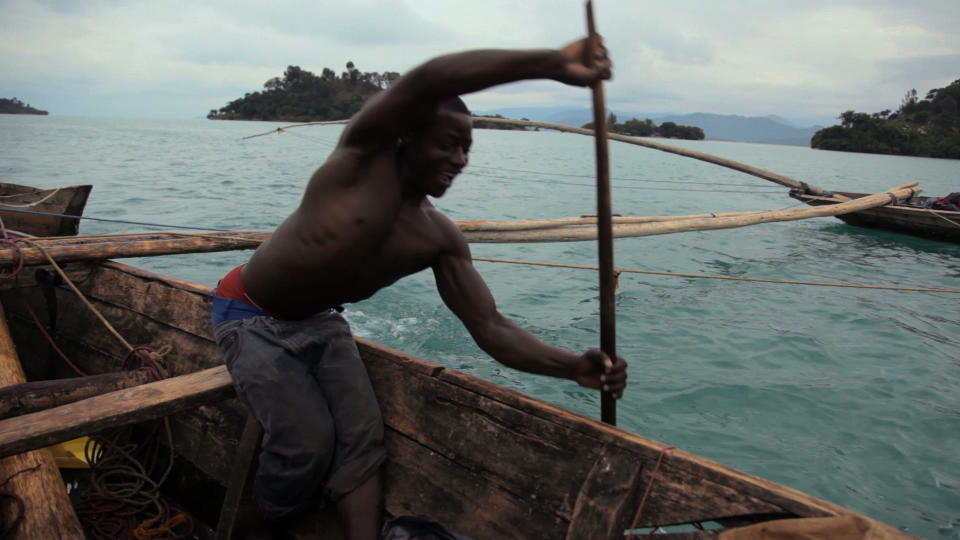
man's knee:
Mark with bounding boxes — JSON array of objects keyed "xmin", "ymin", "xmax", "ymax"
[{"xmin": 254, "ymin": 417, "xmax": 336, "ymax": 520}]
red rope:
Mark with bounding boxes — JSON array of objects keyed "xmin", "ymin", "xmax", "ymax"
[
  {"xmin": 123, "ymin": 347, "xmax": 168, "ymax": 381},
  {"xmin": 22, "ymin": 301, "xmax": 88, "ymax": 377},
  {"xmin": 625, "ymin": 445, "xmax": 675, "ymax": 539}
]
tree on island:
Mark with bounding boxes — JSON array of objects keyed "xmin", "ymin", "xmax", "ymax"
[
  {"xmin": 208, "ymin": 62, "xmax": 400, "ymax": 122},
  {"xmin": 0, "ymin": 98, "xmax": 49, "ymax": 115},
  {"xmin": 811, "ymin": 78, "xmax": 960, "ymax": 159},
  {"xmin": 582, "ymin": 113, "xmax": 705, "ymax": 140}
]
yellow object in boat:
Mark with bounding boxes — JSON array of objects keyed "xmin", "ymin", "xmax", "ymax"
[{"xmin": 49, "ymin": 437, "xmax": 93, "ymax": 469}]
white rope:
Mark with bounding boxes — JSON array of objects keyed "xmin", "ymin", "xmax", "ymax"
[
  {"xmin": 922, "ymin": 207, "xmax": 960, "ymax": 228},
  {"xmin": 0, "ymin": 188, "xmax": 61, "ymax": 207}
]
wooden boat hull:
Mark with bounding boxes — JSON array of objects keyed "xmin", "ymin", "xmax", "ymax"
[
  {"xmin": 0, "ymin": 261, "xmax": 912, "ymax": 538},
  {"xmin": 789, "ymin": 190, "xmax": 960, "ymax": 243},
  {"xmin": 0, "ymin": 183, "xmax": 92, "ymax": 237}
]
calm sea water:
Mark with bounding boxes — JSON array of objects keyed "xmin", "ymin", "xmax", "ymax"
[{"xmin": 2, "ymin": 115, "xmax": 958, "ymax": 538}]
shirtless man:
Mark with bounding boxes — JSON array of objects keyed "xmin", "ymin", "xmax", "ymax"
[{"xmin": 211, "ymin": 37, "xmax": 626, "ymax": 539}]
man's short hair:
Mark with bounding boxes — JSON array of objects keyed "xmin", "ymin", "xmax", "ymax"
[
  {"xmin": 439, "ymin": 96, "xmax": 470, "ymax": 116},
  {"xmin": 401, "ymin": 97, "xmax": 472, "ymax": 145}
]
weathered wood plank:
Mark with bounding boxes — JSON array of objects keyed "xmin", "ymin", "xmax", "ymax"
[
  {"xmin": 0, "ymin": 231, "xmax": 265, "ymax": 266},
  {"xmin": 363, "ymin": 344, "xmax": 594, "ymax": 520},
  {"xmin": 1, "ymin": 267, "xmax": 245, "ymax": 483},
  {"xmin": 364, "ymin": 341, "xmax": 853, "ymax": 530},
  {"xmin": 82, "ymin": 262, "xmax": 215, "ymax": 338},
  {"xmin": 436, "ymin": 365, "xmax": 858, "ymax": 524},
  {"xmin": 215, "ymin": 412, "xmax": 262, "ymax": 540},
  {"xmin": 0, "ymin": 369, "xmax": 153, "ymax": 419},
  {"xmin": 0, "ymin": 366, "xmax": 234, "ymax": 458},
  {"xmin": 565, "ymin": 444, "xmax": 644, "ymax": 539},
  {"xmin": 0, "ymin": 263, "xmax": 92, "ymax": 292},
  {"xmin": 383, "ymin": 428, "xmax": 568, "ymax": 540},
  {"xmin": 0, "ymin": 301, "xmax": 84, "ymax": 540}
]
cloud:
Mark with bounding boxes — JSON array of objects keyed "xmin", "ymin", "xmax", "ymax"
[{"xmin": 0, "ymin": 0, "xmax": 957, "ymax": 118}]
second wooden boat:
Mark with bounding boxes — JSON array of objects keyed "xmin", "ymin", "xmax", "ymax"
[
  {"xmin": 790, "ymin": 189, "xmax": 959, "ymax": 243},
  {"xmin": 0, "ymin": 183, "xmax": 92, "ymax": 237}
]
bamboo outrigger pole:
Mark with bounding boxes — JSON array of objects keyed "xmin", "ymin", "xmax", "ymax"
[{"xmin": 586, "ymin": 0, "xmax": 616, "ymax": 426}]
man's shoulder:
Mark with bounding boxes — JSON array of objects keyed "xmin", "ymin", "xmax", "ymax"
[{"xmin": 422, "ymin": 204, "xmax": 469, "ymax": 255}]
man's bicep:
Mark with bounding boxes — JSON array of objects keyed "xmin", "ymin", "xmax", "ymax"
[{"xmin": 433, "ymin": 252, "xmax": 500, "ymax": 335}]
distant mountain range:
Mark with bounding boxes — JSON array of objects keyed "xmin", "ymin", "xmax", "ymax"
[{"xmin": 474, "ymin": 106, "xmax": 835, "ymax": 146}]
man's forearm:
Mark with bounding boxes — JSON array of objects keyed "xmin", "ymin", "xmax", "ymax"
[
  {"xmin": 471, "ymin": 314, "xmax": 583, "ymax": 380},
  {"xmin": 403, "ymin": 48, "xmax": 569, "ymax": 101}
]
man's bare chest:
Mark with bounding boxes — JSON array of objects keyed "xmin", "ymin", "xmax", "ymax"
[{"xmin": 359, "ymin": 208, "xmax": 445, "ymax": 280}]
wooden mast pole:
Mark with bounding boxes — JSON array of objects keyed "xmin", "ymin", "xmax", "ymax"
[{"xmin": 586, "ymin": 0, "xmax": 616, "ymax": 426}]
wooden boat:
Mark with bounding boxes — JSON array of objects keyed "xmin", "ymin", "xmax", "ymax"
[
  {"xmin": 0, "ymin": 259, "xmax": 914, "ymax": 539},
  {"xmin": 789, "ymin": 189, "xmax": 960, "ymax": 243},
  {"xmin": 0, "ymin": 183, "xmax": 92, "ymax": 237}
]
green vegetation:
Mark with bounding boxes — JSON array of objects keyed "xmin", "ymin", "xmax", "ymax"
[
  {"xmin": 210, "ymin": 66, "xmax": 533, "ymax": 130},
  {"xmin": 0, "ymin": 98, "xmax": 48, "ymax": 115},
  {"xmin": 811, "ymin": 79, "xmax": 960, "ymax": 159},
  {"xmin": 208, "ymin": 63, "xmax": 399, "ymax": 122},
  {"xmin": 583, "ymin": 113, "xmax": 705, "ymax": 140}
]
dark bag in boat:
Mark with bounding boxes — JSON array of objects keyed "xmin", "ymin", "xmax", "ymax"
[
  {"xmin": 380, "ymin": 515, "xmax": 473, "ymax": 540},
  {"xmin": 922, "ymin": 192, "xmax": 960, "ymax": 211}
]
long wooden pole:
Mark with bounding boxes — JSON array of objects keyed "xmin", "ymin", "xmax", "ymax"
[
  {"xmin": 0, "ymin": 369, "xmax": 153, "ymax": 420},
  {"xmin": 466, "ymin": 184, "xmax": 919, "ymax": 242},
  {"xmin": 586, "ymin": 0, "xmax": 616, "ymax": 425},
  {"xmin": 461, "ymin": 117, "xmax": 840, "ymax": 195},
  {"xmin": 0, "ymin": 301, "xmax": 84, "ymax": 539},
  {"xmin": 0, "ymin": 184, "xmax": 921, "ymax": 265},
  {"xmin": 0, "ymin": 365, "xmax": 234, "ymax": 459},
  {"xmin": 243, "ymin": 116, "xmax": 836, "ymax": 195}
]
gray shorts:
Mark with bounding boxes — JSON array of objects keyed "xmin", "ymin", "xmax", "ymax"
[{"xmin": 213, "ymin": 309, "xmax": 386, "ymax": 520}]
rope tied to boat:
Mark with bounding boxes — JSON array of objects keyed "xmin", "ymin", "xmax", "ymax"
[
  {"xmin": 0, "ymin": 188, "xmax": 61, "ymax": 208},
  {"xmin": 124, "ymin": 346, "xmax": 172, "ymax": 381},
  {"xmin": 625, "ymin": 445, "xmax": 676, "ymax": 539},
  {"xmin": 9, "ymin": 237, "xmax": 190, "ymax": 538},
  {"xmin": 922, "ymin": 207, "xmax": 960, "ymax": 229},
  {"xmin": 22, "ymin": 299, "xmax": 89, "ymax": 377}
]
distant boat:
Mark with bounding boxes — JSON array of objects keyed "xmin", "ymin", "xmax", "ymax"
[
  {"xmin": 789, "ymin": 189, "xmax": 960, "ymax": 244},
  {"xmin": 0, "ymin": 183, "xmax": 92, "ymax": 237}
]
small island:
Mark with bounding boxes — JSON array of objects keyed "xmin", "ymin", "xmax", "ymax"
[
  {"xmin": 811, "ymin": 78, "xmax": 960, "ymax": 159},
  {"xmin": 210, "ymin": 65, "xmax": 541, "ymax": 131},
  {"xmin": 208, "ymin": 63, "xmax": 399, "ymax": 122},
  {"xmin": 583, "ymin": 113, "xmax": 705, "ymax": 140},
  {"xmin": 1, "ymin": 98, "xmax": 49, "ymax": 115}
]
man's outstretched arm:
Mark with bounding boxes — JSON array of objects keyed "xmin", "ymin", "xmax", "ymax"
[
  {"xmin": 432, "ymin": 225, "xmax": 627, "ymax": 397},
  {"xmin": 339, "ymin": 38, "xmax": 611, "ymax": 153}
]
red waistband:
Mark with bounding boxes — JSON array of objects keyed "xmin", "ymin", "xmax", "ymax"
[{"xmin": 215, "ymin": 264, "xmax": 279, "ymax": 317}]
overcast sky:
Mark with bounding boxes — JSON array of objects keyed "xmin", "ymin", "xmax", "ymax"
[{"xmin": 1, "ymin": 0, "xmax": 957, "ymax": 125}]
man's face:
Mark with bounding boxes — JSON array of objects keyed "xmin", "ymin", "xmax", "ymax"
[{"xmin": 405, "ymin": 109, "xmax": 472, "ymax": 198}]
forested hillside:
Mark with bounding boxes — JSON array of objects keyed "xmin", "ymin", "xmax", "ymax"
[{"xmin": 811, "ymin": 79, "xmax": 960, "ymax": 159}]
